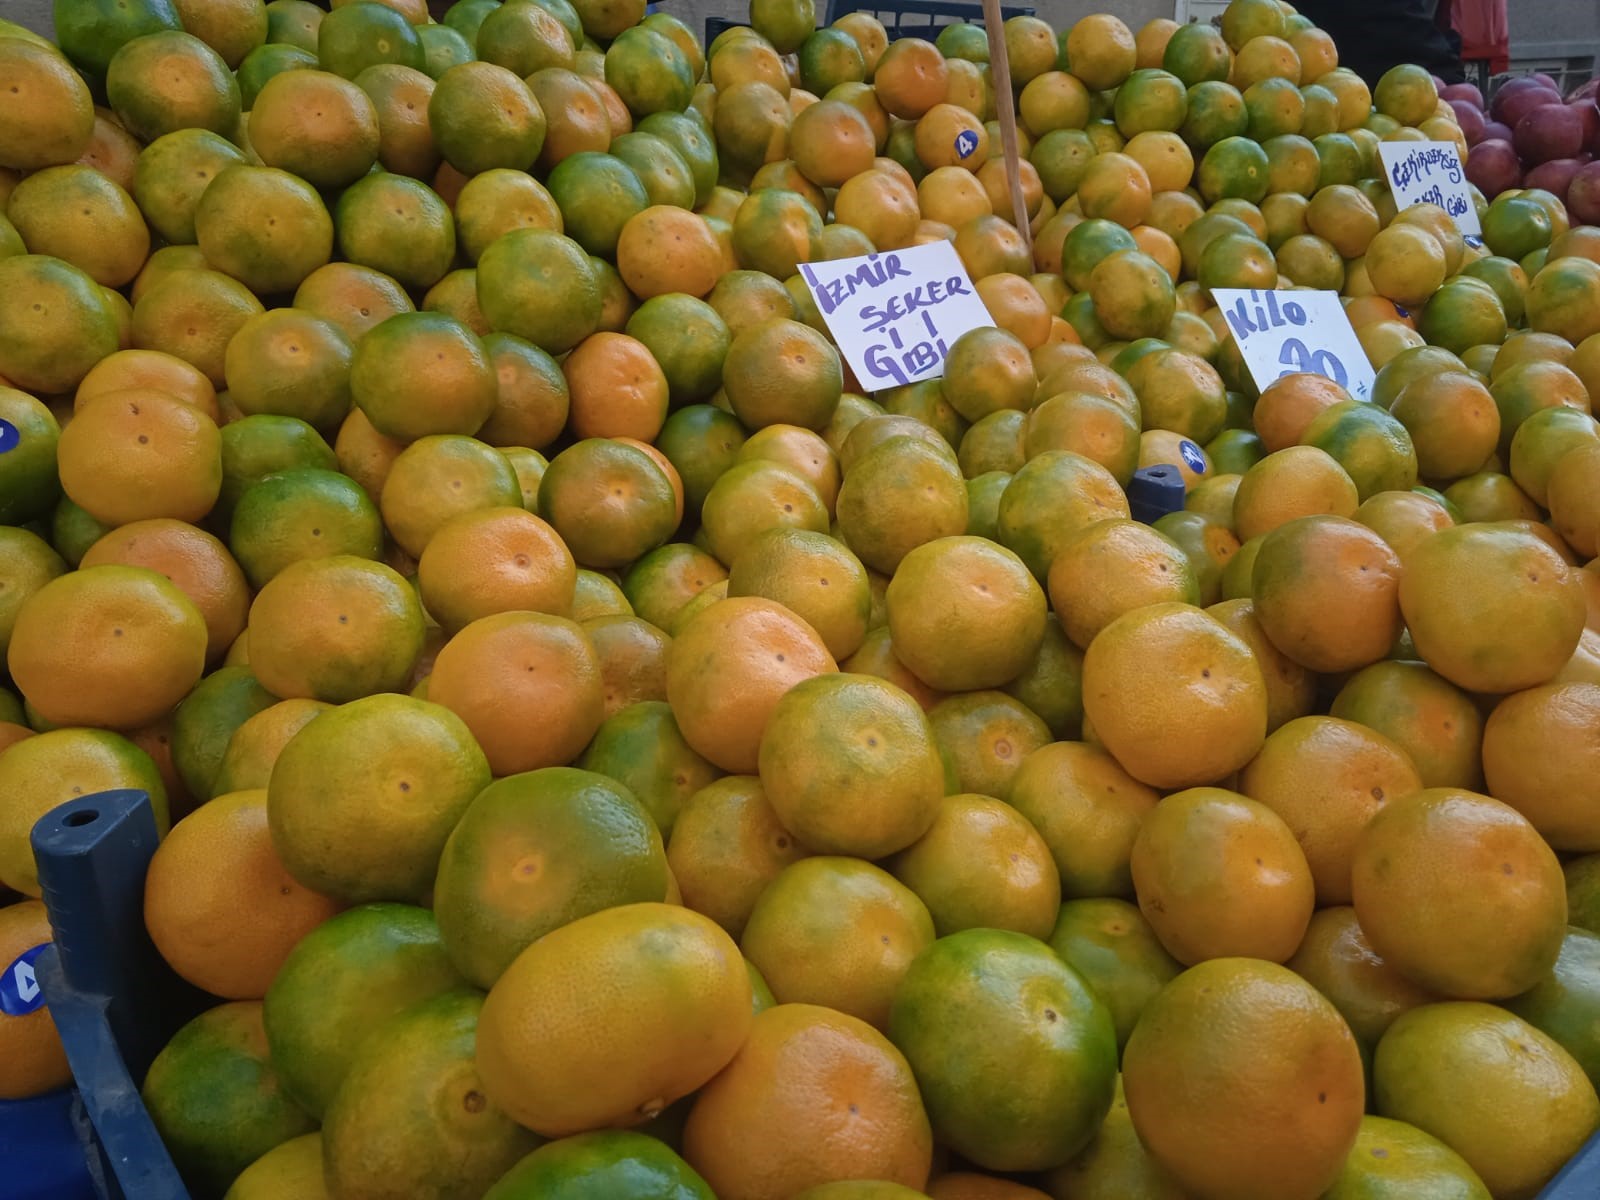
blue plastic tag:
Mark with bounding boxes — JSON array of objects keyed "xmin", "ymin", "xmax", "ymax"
[
  {"xmin": 0, "ymin": 419, "xmax": 19, "ymax": 454},
  {"xmin": 1179, "ymin": 439, "xmax": 1207, "ymax": 474},
  {"xmin": 0, "ymin": 944, "xmax": 49, "ymax": 1016}
]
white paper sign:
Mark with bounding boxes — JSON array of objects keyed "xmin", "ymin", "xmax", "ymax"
[
  {"xmin": 1378, "ymin": 141, "xmax": 1482, "ymax": 237},
  {"xmin": 798, "ymin": 240, "xmax": 994, "ymax": 389},
  {"xmin": 1212, "ymin": 288, "xmax": 1376, "ymax": 402}
]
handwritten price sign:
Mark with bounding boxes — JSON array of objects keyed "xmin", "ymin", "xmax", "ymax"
[
  {"xmin": 1378, "ymin": 141, "xmax": 1482, "ymax": 237},
  {"xmin": 1212, "ymin": 288, "xmax": 1375, "ymax": 402},
  {"xmin": 798, "ymin": 240, "xmax": 995, "ymax": 389}
]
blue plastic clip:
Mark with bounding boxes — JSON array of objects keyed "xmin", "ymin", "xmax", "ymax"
[{"xmin": 1126, "ymin": 464, "xmax": 1186, "ymax": 525}]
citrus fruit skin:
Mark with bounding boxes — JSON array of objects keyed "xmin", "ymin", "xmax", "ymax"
[
  {"xmin": 0, "ymin": 389, "xmax": 62, "ymax": 526},
  {"xmin": 1122, "ymin": 957, "xmax": 1365, "ymax": 1200},
  {"xmin": 681, "ymin": 1003, "xmax": 933, "ymax": 1200},
  {"xmin": 6, "ymin": 564, "xmax": 208, "ymax": 732},
  {"xmin": 321, "ymin": 989, "xmax": 539, "ymax": 1200},
  {"xmin": 246, "ymin": 555, "xmax": 426, "ymax": 704},
  {"xmin": 0, "ymin": 528, "xmax": 65, "ymax": 666},
  {"xmin": 477, "ymin": 228, "xmax": 603, "ymax": 355},
  {"xmin": 1481, "ymin": 684, "xmax": 1600, "ymax": 851},
  {"xmin": 8, "ymin": 163, "xmax": 151, "ymax": 288},
  {"xmin": 141, "ymin": 1000, "xmax": 317, "ymax": 1199},
  {"xmin": 212, "ymin": 698, "xmax": 330, "ymax": 798},
  {"xmin": 485, "ymin": 1131, "xmax": 715, "ymax": 1200},
  {"xmin": 229, "ymin": 467, "xmax": 381, "ymax": 590},
  {"xmin": 739, "ymin": 856, "xmax": 935, "ymax": 1033},
  {"xmin": 262, "ymin": 903, "xmax": 466, "ymax": 1121},
  {"xmin": 578, "ymin": 699, "xmax": 720, "ymax": 834},
  {"xmin": 1080, "ymin": 601, "xmax": 1268, "ymax": 789},
  {"xmin": 885, "ymin": 536, "xmax": 1048, "ymax": 693},
  {"xmin": 0, "ymin": 727, "xmax": 169, "ymax": 897},
  {"xmin": 1046, "ymin": 898, "xmax": 1181, "ymax": 1049},
  {"xmin": 267, "ymin": 693, "xmax": 490, "ymax": 905},
  {"xmin": 0, "ymin": 254, "xmax": 121, "ymax": 395},
  {"xmin": 665, "ymin": 775, "xmax": 810, "ymax": 939},
  {"xmin": 1329, "ymin": 658, "xmax": 1483, "ymax": 792},
  {"xmin": 1374, "ymin": 1001, "xmax": 1600, "ymax": 1200},
  {"xmin": 1397, "ymin": 522, "xmax": 1585, "ymax": 695},
  {"xmin": 888, "ymin": 794, "xmax": 1061, "ymax": 941},
  {"xmin": 1042, "ymin": 1074, "xmax": 1188, "ymax": 1200},
  {"xmin": 1130, "ymin": 786, "xmax": 1315, "ymax": 965},
  {"xmin": 789, "ymin": 1185, "xmax": 929, "ymax": 1200},
  {"xmin": 0, "ymin": 899, "xmax": 71, "ymax": 1100},
  {"xmin": 1351, "ymin": 788, "xmax": 1567, "ymax": 1002},
  {"xmin": 225, "ymin": 308, "xmax": 355, "ymax": 431},
  {"xmin": 1505, "ymin": 926, "xmax": 1600, "ymax": 1095},
  {"xmin": 887, "ymin": 928, "xmax": 1117, "ymax": 1172},
  {"xmin": 758, "ymin": 673, "xmax": 944, "ymax": 860},
  {"xmin": 194, "ymin": 165, "xmax": 335, "ymax": 297},
  {"xmin": 1236, "ymin": 714, "xmax": 1423, "ymax": 906},
  {"xmin": 221, "ymin": 1132, "xmax": 327, "ymax": 1200},
  {"xmin": 1250, "ymin": 515, "xmax": 1403, "ymax": 674},
  {"xmin": 427, "ymin": 610, "xmax": 604, "ymax": 775},
  {"xmin": 476, "ymin": 902, "xmax": 753, "ymax": 1139},
  {"xmin": 1322, "ymin": 1116, "xmax": 1491, "ymax": 1200},
  {"xmin": 432, "ymin": 766, "xmax": 669, "ymax": 990},
  {"xmin": 144, "ymin": 788, "xmax": 341, "ymax": 1000},
  {"xmin": 0, "ymin": 37, "xmax": 96, "ymax": 171},
  {"xmin": 666, "ymin": 595, "xmax": 838, "ymax": 775}
]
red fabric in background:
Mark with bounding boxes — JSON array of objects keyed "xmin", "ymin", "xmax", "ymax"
[{"xmin": 1444, "ymin": 0, "xmax": 1510, "ymax": 73}]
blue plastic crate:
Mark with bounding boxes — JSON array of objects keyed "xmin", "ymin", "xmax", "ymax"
[
  {"xmin": 7, "ymin": 791, "xmax": 196, "ymax": 1200},
  {"xmin": 0, "ymin": 1089, "xmax": 98, "ymax": 1200},
  {"xmin": 8, "ymin": 786, "xmax": 1600, "ymax": 1198}
]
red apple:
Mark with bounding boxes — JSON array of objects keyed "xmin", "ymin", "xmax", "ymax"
[
  {"xmin": 1572, "ymin": 100, "xmax": 1600, "ymax": 148},
  {"xmin": 1525, "ymin": 156, "xmax": 1586, "ymax": 200},
  {"xmin": 1515, "ymin": 103, "xmax": 1586, "ymax": 164},
  {"xmin": 1442, "ymin": 81, "xmax": 1485, "ymax": 109},
  {"xmin": 1451, "ymin": 100, "xmax": 1488, "ymax": 144},
  {"xmin": 1467, "ymin": 138, "xmax": 1523, "ymax": 198},
  {"xmin": 1531, "ymin": 73, "xmax": 1561, "ymax": 91},
  {"xmin": 1499, "ymin": 86, "xmax": 1564, "ymax": 132},
  {"xmin": 1569, "ymin": 79, "xmax": 1600, "ymax": 104},
  {"xmin": 1484, "ymin": 119, "xmax": 1515, "ymax": 142},
  {"xmin": 1492, "ymin": 76, "xmax": 1553, "ymax": 123},
  {"xmin": 1568, "ymin": 160, "xmax": 1600, "ymax": 224}
]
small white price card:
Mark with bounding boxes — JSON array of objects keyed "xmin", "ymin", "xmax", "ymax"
[
  {"xmin": 798, "ymin": 240, "xmax": 994, "ymax": 390},
  {"xmin": 1378, "ymin": 141, "xmax": 1482, "ymax": 237},
  {"xmin": 1212, "ymin": 288, "xmax": 1376, "ymax": 402}
]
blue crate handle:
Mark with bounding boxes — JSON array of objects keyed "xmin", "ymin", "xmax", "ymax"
[{"xmin": 29, "ymin": 790, "xmax": 194, "ymax": 1200}]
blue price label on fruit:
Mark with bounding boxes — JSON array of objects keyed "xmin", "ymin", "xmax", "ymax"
[
  {"xmin": 799, "ymin": 240, "xmax": 995, "ymax": 389},
  {"xmin": 1179, "ymin": 439, "xmax": 1207, "ymax": 474},
  {"xmin": 0, "ymin": 944, "xmax": 49, "ymax": 1016},
  {"xmin": 1377, "ymin": 141, "xmax": 1482, "ymax": 236},
  {"xmin": 954, "ymin": 130, "xmax": 980, "ymax": 159},
  {"xmin": 1211, "ymin": 288, "xmax": 1375, "ymax": 402},
  {"xmin": 0, "ymin": 419, "xmax": 19, "ymax": 454}
]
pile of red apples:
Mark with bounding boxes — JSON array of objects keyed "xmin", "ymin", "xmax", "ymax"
[{"xmin": 1453, "ymin": 73, "xmax": 1600, "ymax": 223}]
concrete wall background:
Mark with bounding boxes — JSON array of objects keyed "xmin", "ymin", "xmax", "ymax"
[
  {"xmin": 3, "ymin": 0, "xmax": 53, "ymax": 35},
  {"xmin": 2, "ymin": 0, "xmax": 1596, "ymax": 76}
]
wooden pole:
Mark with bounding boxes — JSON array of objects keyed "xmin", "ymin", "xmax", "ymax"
[{"xmin": 979, "ymin": 0, "xmax": 1033, "ymax": 256}]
